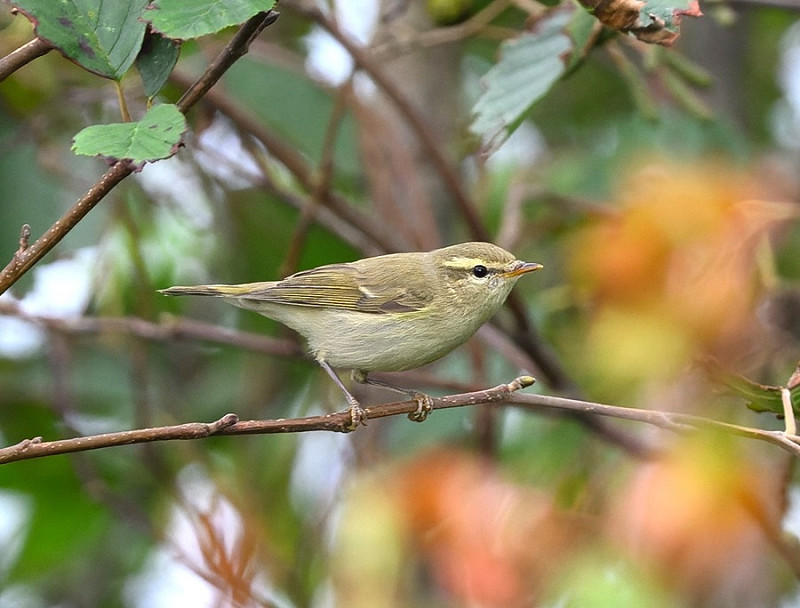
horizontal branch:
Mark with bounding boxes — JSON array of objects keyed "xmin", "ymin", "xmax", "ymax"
[
  {"xmin": 507, "ymin": 393, "xmax": 800, "ymax": 457},
  {"xmin": 0, "ymin": 376, "xmax": 536, "ymax": 465},
  {"xmin": 1, "ymin": 375, "xmax": 797, "ymax": 465}
]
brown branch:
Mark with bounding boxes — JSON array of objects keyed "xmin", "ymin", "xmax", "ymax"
[
  {"xmin": 507, "ymin": 393, "xmax": 800, "ymax": 458},
  {"xmin": 2, "ymin": 375, "xmax": 799, "ymax": 465},
  {"xmin": 176, "ymin": 11, "xmax": 279, "ymax": 113},
  {"xmin": 0, "ymin": 298, "xmax": 651, "ymax": 456},
  {"xmin": 0, "ymin": 37, "xmax": 53, "ymax": 82},
  {"xmin": 0, "ymin": 160, "xmax": 136, "ymax": 294},
  {"xmin": 0, "ymin": 10, "xmax": 281, "ymax": 296},
  {"xmin": 0, "ymin": 376, "xmax": 536, "ymax": 465},
  {"xmin": 506, "ymin": 294, "xmax": 581, "ymax": 394},
  {"xmin": 188, "ymin": 131, "xmax": 381, "ymax": 255}
]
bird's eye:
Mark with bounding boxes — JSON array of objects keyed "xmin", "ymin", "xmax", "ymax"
[{"xmin": 472, "ymin": 265, "xmax": 488, "ymax": 278}]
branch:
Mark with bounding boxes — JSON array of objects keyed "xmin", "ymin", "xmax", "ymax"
[
  {"xmin": 0, "ymin": 376, "xmax": 536, "ymax": 465},
  {"xmin": 2, "ymin": 375, "xmax": 799, "ymax": 465},
  {"xmin": 176, "ymin": 11, "xmax": 279, "ymax": 113},
  {"xmin": 372, "ymin": 0, "xmax": 515, "ymax": 57},
  {"xmin": 0, "ymin": 10, "xmax": 280, "ymax": 296},
  {"xmin": 507, "ymin": 393, "xmax": 800, "ymax": 458},
  {"xmin": 0, "ymin": 300, "xmax": 651, "ymax": 456},
  {"xmin": 0, "ymin": 160, "xmax": 135, "ymax": 294},
  {"xmin": 0, "ymin": 37, "xmax": 53, "ymax": 82},
  {"xmin": 288, "ymin": 4, "xmax": 579, "ymax": 403}
]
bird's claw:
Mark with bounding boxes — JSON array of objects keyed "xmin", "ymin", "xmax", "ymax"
[
  {"xmin": 408, "ymin": 393, "xmax": 434, "ymax": 423},
  {"xmin": 344, "ymin": 402, "xmax": 368, "ymax": 432}
]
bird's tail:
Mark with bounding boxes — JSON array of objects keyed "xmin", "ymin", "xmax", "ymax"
[{"xmin": 159, "ymin": 283, "xmax": 268, "ymax": 298}]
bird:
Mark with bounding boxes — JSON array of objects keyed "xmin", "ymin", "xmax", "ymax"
[{"xmin": 159, "ymin": 242, "xmax": 542, "ymax": 430}]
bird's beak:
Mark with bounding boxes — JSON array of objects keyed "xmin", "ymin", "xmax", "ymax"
[{"xmin": 503, "ymin": 261, "xmax": 543, "ymax": 278}]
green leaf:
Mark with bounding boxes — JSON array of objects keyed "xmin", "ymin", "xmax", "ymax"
[
  {"xmin": 135, "ymin": 30, "xmax": 181, "ymax": 98},
  {"xmin": 719, "ymin": 374, "xmax": 800, "ymax": 417},
  {"xmin": 11, "ymin": 0, "xmax": 150, "ymax": 79},
  {"xmin": 71, "ymin": 104, "xmax": 187, "ymax": 163},
  {"xmin": 578, "ymin": 0, "xmax": 702, "ymax": 46},
  {"xmin": 145, "ymin": 0, "xmax": 277, "ymax": 40},
  {"xmin": 470, "ymin": 7, "xmax": 575, "ymax": 155}
]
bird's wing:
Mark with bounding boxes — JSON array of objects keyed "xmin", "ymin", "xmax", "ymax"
[{"xmin": 241, "ymin": 263, "xmax": 432, "ymax": 314}]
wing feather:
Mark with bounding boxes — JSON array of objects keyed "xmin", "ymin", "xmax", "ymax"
[{"xmin": 240, "ymin": 263, "xmax": 432, "ymax": 314}]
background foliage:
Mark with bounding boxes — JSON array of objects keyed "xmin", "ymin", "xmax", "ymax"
[{"xmin": 1, "ymin": 0, "xmax": 800, "ymax": 606}]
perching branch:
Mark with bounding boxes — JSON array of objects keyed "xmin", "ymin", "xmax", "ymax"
[
  {"xmin": 1, "ymin": 375, "xmax": 799, "ymax": 465},
  {"xmin": 0, "ymin": 376, "xmax": 536, "ymax": 465},
  {"xmin": 508, "ymin": 393, "xmax": 800, "ymax": 458},
  {"xmin": 0, "ymin": 10, "xmax": 280, "ymax": 296}
]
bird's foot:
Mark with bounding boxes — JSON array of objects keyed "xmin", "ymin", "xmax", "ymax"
[
  {"xmin": 408, "ymin": 392, "xmax": 434, "ymax": 423},
  {"xmin": 343, "ymin": 400, "xmax": 368, "ymax": 432}
]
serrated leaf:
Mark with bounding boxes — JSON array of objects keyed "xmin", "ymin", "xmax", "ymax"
[
  {"xmin": 11, "ymin": 0, "xmax": 150, "ymax": 79},
  {"xmin": 470, "ymin": 7, "xmax": 575, "ymax": 155},
  {"xmin": 145, "ymin": 0, "xmax": 276, "ymax": 40},
  {"xmin": 71, "ymin": 104, "xmax": 187, "ymax": 163},
  {"xmin": 135, "ymin": 30, "xmax": 181, "ymax": 98},
  {"xmin": 578, "ymin": 0, "xmax": 702, "ymax": 46},
  {"xmin": 718, "ymin": 373, "xmax": 800, "ymax": 417}
]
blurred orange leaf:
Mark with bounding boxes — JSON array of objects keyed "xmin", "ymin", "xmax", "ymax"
[{"xmin": 609, "ymin": 435, "xmax": 779, "ymax": 601}]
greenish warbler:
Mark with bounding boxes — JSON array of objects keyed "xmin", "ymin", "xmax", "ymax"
[{"xmin": 160, "ymin": 242, "xmax": 542, "ymax": 429}]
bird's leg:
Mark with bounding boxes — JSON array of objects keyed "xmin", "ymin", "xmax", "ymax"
[
  {"xmin": 317, "ymin": 360, "xmax": 367, "ymax": 431},
  {"xmin": 351, "ymin": 370, "xmax": 433, "ymax": 423}
]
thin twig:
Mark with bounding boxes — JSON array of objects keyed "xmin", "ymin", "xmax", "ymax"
[
  {"xmin": 0, "ymin": 299, "xmax": 652, "ymax": 456},
  {"xmin": 507, "ymin": 393, "xmax": 800, "ymax": 458},
  {"xmin": 0, "ymin": 160, "xmax": 136, "ymax": 294},
  {"xmin": 176, "ymin": 11, "xmax": 279, "ymax": 113},
  {"xmin": 0, "ymin": 377, "xmax": 536, "ymax": 464},
  {"xmin": 0, "ymin": 11, "xmax": 281, "ymax": 296},
  {"xmin": 506, "ymin": 293, "xmax": 581, "ymax": 394},
  {"xmin": 2, "ymin": 376, "xmax": 799, "ymax": 465},
  {"xmin": 0, "ymin": 37, "xmax": 53, "ymax": 83}
]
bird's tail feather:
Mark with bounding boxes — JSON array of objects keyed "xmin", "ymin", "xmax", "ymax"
[{"xmin": 159, "ymin": 284, "xmax": 263, "ymax": 298}]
